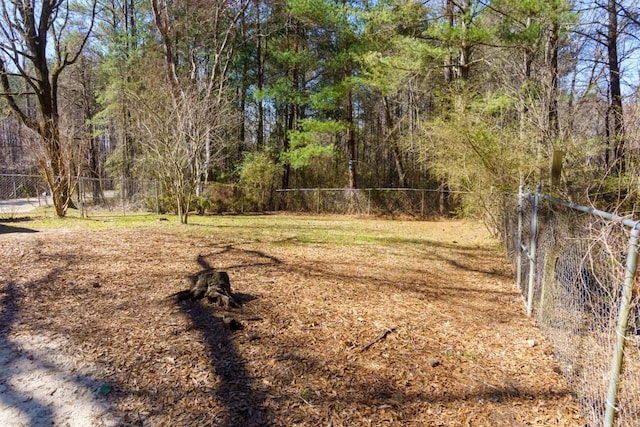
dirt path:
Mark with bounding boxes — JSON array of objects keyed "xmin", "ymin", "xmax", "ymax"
[
  {"xmin": 0, "ymin": 332, "xmax": 118, "ymax": 426},
  {"xmin": 0, "ymin": 217, "xmax": 584, "ymax": 426}
]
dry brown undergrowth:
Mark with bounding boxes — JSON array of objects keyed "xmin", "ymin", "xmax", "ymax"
[{"xmin": 0, "ymin": 216, "xmax": 584, "ymax": 426}]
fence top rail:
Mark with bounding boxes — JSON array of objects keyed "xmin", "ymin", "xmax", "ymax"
[
  {"xmin": 540, "ymin": 192, "xmax": 640, "ymax": 230},
  {"xmin": 0, "ymin": 173, "xmax": 41, "ymax": 178},
  {"xmin": 276, "ymin": 187, "xmax": 471, "ymax": 193}
]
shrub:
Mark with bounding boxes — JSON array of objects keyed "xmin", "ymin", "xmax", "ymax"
[
  {"xmin": 238, "ymin": 149, "xmax": 283, "ymax": 211},
  {"xmin": 192, "ymin": 196, "xmax": 211, "ymax": 215}
]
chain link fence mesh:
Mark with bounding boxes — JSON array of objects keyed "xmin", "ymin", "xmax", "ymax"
[
  {"xmin": 1, "ymin": 175, "xmax": 458, "ymax": 218},
  {"xmin": 0, "ymin": 174, "xmax": 51, "ymax": 216},
  {"xmin": 0, "ymin": 174, "xmax": 48, "ymax": 199},
  {"xmin": 506, "ymin": 190, "xmax": 640, "ymax": 426},
  {"xmin": 276, "ymin": 188, "xmax": 459, "ymax": 217},
  {"xmin": 76, "ymin": 176, "xmax": 160, "ymax": 216},
  {"xmin": 0, "ymin": 174, "xmax": 159, "ymax": 217}
]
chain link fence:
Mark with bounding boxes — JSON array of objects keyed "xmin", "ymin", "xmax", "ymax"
[
  {"xmin": 76, "ymin": 176, "xmax": 160, "ymax": 216},
  {"xmin": 505, "ymin": 187, "xmax": 640, "ymax": 427},
  {"xmin": 276, "ymin": 187, "xmax": 462, "ymax": 217},
  {"xmin": 0, "ymin": 174, "xmax": 47, "ymax": 200},
  {"xmin": 0, "ymin": 174, "xmax": 160, "ymax": 217},
  {"xmin": 1, "ymin": 174, "xmax": 460, "ymax": 218},
  {"xmin": 0, "ymin": 174, "xmax": 52, "ymax": 216}
]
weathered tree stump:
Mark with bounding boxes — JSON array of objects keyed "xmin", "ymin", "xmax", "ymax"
[{"xmin": 173, "ymin": 270, "xmax": 239, "ymax": 309}]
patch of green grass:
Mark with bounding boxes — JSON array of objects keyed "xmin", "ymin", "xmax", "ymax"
[
  {"xmin": 2, "ymin": 209, "xmax": 178, "ymax": 231},
  {"xmin": 3, "ymin": 211, "xmax": 484, "ymax": 251},
  {"xmin": 186, "ymin": 215, "xmax": 378, "ymax": 245},
  {"xmin": 203, "ymin": 216, "xmax": 455, "ymax": 248}
]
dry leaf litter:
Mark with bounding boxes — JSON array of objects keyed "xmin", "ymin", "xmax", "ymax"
[{"xmin": 0, "ymin": 218, "xmax": 584, "ymax": 426}]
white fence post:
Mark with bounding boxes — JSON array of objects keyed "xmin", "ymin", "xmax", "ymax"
[
  {"xmin": 121, "ymin": 177, "xmax": 126, "ymax": 216},
  {"xmin": 516, "ymin": 186, "xmax": 523, "ymax": 293},
  {"xmin": 526, "ymin": 186, "xmax": 539, "ymax": 317},
  {"xmin": 79, "ymin": 177, "xmax": 86, "ymax": 218},
  {"xmin": 155, "ymin": 180, "xmax": 160, "ymax": 215}
]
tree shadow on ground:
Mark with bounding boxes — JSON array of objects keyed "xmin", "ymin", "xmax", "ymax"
[
  {"xmin": 0, "ymin": 273, "xmax": 120, "ymax": 425},
  {"xmin": 275, "ymin": 257, "xmax": 520, "ymax": 322},
  {"xmin": 194, "ymin": 239, "xmax": 519, "ymax": 325},
  {"xmin": 184, "ymin": 243, "xmax": 544, "ymax": 420},
  {"xmin": 0, "ymin": 223, "xmax": 38, "ymax": 234},
  {"xmin": 176, "ymin": 255, "xmax": 272, "ymax": 427},
  {"xmin": 268, "ymin": 347, "xmax": 576, "ymax": 424},
  {"xmin": 197, "ymin": 246, "xmax": 283, "ymax": 270},
  {"xmin": 436, "ymin": 254, "xmax": 512, "ymax": 278},
  {"xmin": 0, "ymin": 282, "xmax": 54, "ymax": 426}
]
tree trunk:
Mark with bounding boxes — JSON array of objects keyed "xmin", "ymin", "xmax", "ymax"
[
  {"xmin": 519, "ymin": 16, "xmax": 533, "ymax": 138},
  {"xmin": 457, "ymin": 0, "xmax": 472, "ymax": 81},
  {"xmin": 281, "ymin": 17, "xmax": 304, "ymax": 189},
  {"xmin": 255, "ymin": 0, "xmax": 264, "ymax": 149},
  {"xmin": 282, "ymin": 103, "xmax": 295, "ymax": 189},
  {"xmin": 122, "ymin": 0, "xmax": 137, "ymax": 198},
  {"xmin": 239, "ymin": 9, "xmax": 247, "ymax": 151},
  {"xmin": 39, "ymin": 118, "xmax": 72, "ymax": 217},
  {"xmin": 546, "ymin": 19, "xmax": 559, "ymax": 145},
  {"xmin": 607, "ymin": 0, "xmax": 625, "ymax": 174},
  {"xmin": 444, "ymin": 0, "xmax": 454, "ymax": 83},
  {"xmin": 383, "ymin": 97, "xmax": 407, "ymax": 187},
  {"xmin": 346, "ymin": 91, "xmax": 357, "ymax": 189},
  {"xmin": 605, "ymin": 104, "xmax": 611, "ymax": 168},
  {"xmin": 87, "ymin": 108, "xmax": 101, "ymax": 199}
]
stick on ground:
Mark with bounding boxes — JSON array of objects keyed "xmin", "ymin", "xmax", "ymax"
[{"xmin": 359, "ymin": 327, "xmax": 397, "ymax": 352}]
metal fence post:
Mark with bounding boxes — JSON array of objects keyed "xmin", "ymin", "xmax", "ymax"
[
  {"xmin": 526, "ymin": 186, "xmax": 540, "ymax": 317},
  {"xmin": 604, "ymin": 225, "xmax": 640, "ymax": 427},
  {"xmin": 516, "ymin": 186, "xmax": 523, "ymax": 293},
  {"xmin": 79, "ymin": 177, "xmax": 85, "ymax": 218},
  {"xmin": 121, "ymin": 176, "xmax": 126, "ymax": 216},
  {"xmin": 155, "ymin": 180, "xmax": 160, "ymax": 215}
]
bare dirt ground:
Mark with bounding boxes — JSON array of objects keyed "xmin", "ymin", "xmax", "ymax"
[{"xmin": 0, "ymin": 216, "xmax": 584, "ymax": 426}]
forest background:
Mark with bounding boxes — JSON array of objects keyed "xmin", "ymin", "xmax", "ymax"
[{"xmin": 1, "ymin": 0, "xmax": 639, "ymax": 224}]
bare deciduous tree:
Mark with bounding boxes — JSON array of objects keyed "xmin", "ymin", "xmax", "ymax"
[
  {"xmin": 0, "ymin": 0, "xmax": 96, "ymax": 217},
  {"xmin": 133, "ymin": 85, "xmax": 234, "ymax": 224},
  {"xmin": 138, "ymin": 0, "xmax": 248, "ymax": 223}
]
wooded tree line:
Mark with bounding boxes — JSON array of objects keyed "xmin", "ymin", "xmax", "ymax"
[{"xmin": 1, "ymin": 0, "xmax": 639, "ymax": 222}]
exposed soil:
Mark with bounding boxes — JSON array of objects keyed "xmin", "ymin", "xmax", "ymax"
[{"xmin": 0, "ymin": 217, "xmax": 584, "ymax": 426}]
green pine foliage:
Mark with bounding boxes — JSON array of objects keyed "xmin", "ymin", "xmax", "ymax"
[
  {"xmin": 3, "ymin": 0, "xmax": 633, "ymax": 219},
  {"xmin": 282, "ymin": 119, "xmax": 341, "ymax": 169}
]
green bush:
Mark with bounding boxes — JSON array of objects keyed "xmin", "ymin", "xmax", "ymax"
[
  {"xmin": 238, "ymin": 149, "xmax": 283, "ymax": 211},
  {"xmin": 192, "ymin": 196, "xmax": 211, "ymax": 215},
  {"xmin": 202, "ymin": 183, "xmax": 246, "ymax": 213},
  {"xmin": 145, "ymin": 194, "xmax": 175, "ymax": 214}
]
